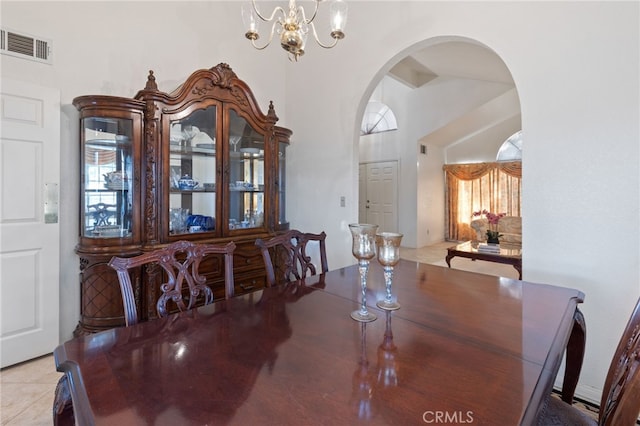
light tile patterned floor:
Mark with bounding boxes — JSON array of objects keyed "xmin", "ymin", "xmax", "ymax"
[
  {"xmin": 0, "ymin": 354, "xmax": 61, "ymax": 425},
  {"xmin": 0, "ymin": 241, "xmax": 518, "ymax": 425},
  {"xmin": 400, "ymin": 240, "xmax": 521, "ymax": 279}
]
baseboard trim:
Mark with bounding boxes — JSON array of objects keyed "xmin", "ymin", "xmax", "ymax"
[
  {"xmin": 572, "ymin": 384, "xmax": 602, "ymax": 406},
  {"xmin": 554, "ymin": 385, "xmax": 640, "ymax": 425}
]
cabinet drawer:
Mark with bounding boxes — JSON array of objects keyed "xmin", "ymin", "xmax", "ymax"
[
  {"xmin": 233, "ymin": 245, "xmax": 265, "ymax": 274},
  {"xmin": 234, "ymin": 272, "xmax": 266, "ymax": 296}
]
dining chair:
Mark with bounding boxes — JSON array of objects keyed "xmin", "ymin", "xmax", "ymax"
[
  {"xmin": 255, "ymin": 230, "xmax": 328, "ymax": 286},
  {"xmin": 537, "ymin": 297, "xmax": 640, "ymax": 425},
  {"xmin": 108, "ymin": 240, "xmax": 236, "ymax": 326}
]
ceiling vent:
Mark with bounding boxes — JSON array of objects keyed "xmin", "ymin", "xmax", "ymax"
[{"xmin": 0, "ymin": 28, "xmax": 52, "ymax": 64}]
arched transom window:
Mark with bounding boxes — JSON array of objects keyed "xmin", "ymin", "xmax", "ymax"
[{"xmin": 497, "ymin": 130, "xmax": 522, "ymax": 162}]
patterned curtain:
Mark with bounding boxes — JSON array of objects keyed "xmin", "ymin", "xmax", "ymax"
[{"xmin": 443, "ymin": 162, "xmax": 522, "ymax": 241}]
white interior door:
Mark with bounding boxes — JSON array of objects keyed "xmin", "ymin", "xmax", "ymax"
[
  {"xmin": 0, "ymin": 79, "xmax": 60, "ymax": 368},
  {"xmin": 361, "ymin": 161, "xmax": 398, "ymax": 233}
]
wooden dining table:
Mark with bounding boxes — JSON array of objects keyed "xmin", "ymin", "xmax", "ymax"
[{"xmin": 54, "ymin": 259, "xmax": 585, "ymax": 425}]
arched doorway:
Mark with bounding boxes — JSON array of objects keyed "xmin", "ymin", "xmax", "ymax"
[{"xmin": 356, "ymin": 37, "xmax": 521, "ymax": 248}]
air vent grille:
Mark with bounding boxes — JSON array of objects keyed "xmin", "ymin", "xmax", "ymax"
[
  {"xmin": 35, "ymin": 39, "xmax": 48, "ymax": 60},
  {"xmin": 0, "ymin": 28, "xmax": 52, "ymax": 64}
]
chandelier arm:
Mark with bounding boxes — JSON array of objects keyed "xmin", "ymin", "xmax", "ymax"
[
  {"xmin": 251, "ymin": 0, "xmax": 286, "ymax": 23},
  {"xmin": 297, "ymin": 1, "xmax": 320, "ymax": 24},
  {"xmin": 251, "ymin": 22, "xmax": 279, "ymax": 50},
  {"xmin": 309, "ymin": 22, "xmax": 340, "ymax": 49}
]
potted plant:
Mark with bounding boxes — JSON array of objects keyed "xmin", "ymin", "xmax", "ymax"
[{"xmin": 472, "ymin": 209, "xmax": 506, "ymax": 244}]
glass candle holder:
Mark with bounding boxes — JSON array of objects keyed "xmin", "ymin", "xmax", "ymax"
[
  {"xmin": 349, "ymin": 223, "xmax": 379, "ymax": 322},
  {"xmin": 375, "ymin": 232, "xmax": 403, "ymax": 311}
]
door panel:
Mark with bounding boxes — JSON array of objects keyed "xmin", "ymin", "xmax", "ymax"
[
  {"xmin": 379, "ymin": 163, "xmax": 398, "ymax": 232},
  {"xmin": 366, "ymin": 163, "xmax": 382, "ymax": 227},
  {"xmin": 361, "ymin": 161, "xmax": 398, "ymax": 233},
  {"xmin": 358, "ymin": 164, "xmax": 366, "ymax": 222},
  {"xmin": 0, "ymin": 79, "xmax": 60, "ymax": 368}
]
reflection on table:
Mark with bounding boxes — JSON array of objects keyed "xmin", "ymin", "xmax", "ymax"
[{"xmin": 55, "ymin": 259, "xmax": 584, "ymax": 425}]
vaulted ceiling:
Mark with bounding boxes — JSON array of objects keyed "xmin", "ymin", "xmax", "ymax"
[
  {"xmin": 388, "ymin": 41, "xmax": 515, "ymax": 88},
  {"xmin": 385, "ymin": 41, "xmax": 520, "ymax": 150}
]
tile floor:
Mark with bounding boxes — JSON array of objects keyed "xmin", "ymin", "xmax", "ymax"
[
  {"xmin": 400, "ymin": 240, "xmax": 521, "ymax": 280},
  {"xmin": 1, "ymin": 354, "xmax": 61, "ymax": 425},
  {"xmin": 0, "ymin": 240, "xmax": 514, "ymax": 425}
]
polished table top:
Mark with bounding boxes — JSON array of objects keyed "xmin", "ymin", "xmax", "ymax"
[{"xmin": 55, "ymin": 259, "xmax": 584, "ymax": 425}]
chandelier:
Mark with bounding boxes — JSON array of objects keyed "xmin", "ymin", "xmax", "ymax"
[{"xmin": 241, "ymin": 0, "xmax": 348, "ymax": 61}]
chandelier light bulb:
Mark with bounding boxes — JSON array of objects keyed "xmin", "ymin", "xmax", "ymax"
[
  {"xmin": 241, "ymin": 2, "xmax": 260, "ymax": 40},
  {"xmin": 330, "ymin": 0, "xmax": 347, "ymax": 37}
]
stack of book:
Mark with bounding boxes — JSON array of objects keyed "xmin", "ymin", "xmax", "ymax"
[{"xmin": 477, "ymin": 243, "xmax": 501, "ymax": 254}]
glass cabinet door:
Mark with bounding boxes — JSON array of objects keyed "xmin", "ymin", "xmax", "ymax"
[
  {"xmin": 168, "ymin": 106, "xmax": 217, "ymax": 236},
  {"xmin": 278, "ymin": 140, "xmax": 287, "ymax": 227},
  {"xmin": 81, "ymin": 117, "xmax": 134, "ymax": 238},
  {"xmin": 228, "ymin": 109, "xmax": 265, "ymax": 231}
]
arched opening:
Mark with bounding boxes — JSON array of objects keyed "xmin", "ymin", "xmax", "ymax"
[{"xmin": 356, "ymin": 37, "xmax": 521, "ymax": 250}]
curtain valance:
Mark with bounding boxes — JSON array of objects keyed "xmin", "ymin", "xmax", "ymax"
[{"xmin": 443, "ymin": 161, "xmax": 521, "ymax": 180}]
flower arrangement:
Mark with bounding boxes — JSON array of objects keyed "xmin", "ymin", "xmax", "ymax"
[{"xmin": 472, "ymin": 209, "xmax": 506, "ymax": 244}]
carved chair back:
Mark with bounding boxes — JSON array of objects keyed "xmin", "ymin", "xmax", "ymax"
[
  {"xmin": 598, "ymin": 297, "xmax": 640, "ymax": 425},
  {"xmin": 255, "ymin": 230, "xmax": 328, "ymax": 287},
  {"xmin": 108, "ymin": 240, "xmax": 236, "ymax": 326}
]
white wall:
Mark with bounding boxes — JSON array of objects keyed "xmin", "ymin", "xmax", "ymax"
[
  {"xmin": 445, "ymin": 114, "xmax": 521, "ymax": 163},
  {"xmin": 2, "ymin": 0, "xmax": 638, "ymax": 404},
  {"xmin": 416, "ymin": 141, "xmax": 445, "ymax": 247}
]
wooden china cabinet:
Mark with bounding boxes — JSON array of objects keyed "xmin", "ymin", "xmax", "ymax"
[{"xmin": 74, "ymin": 63, "xmax": 291, "ymax": 336}]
